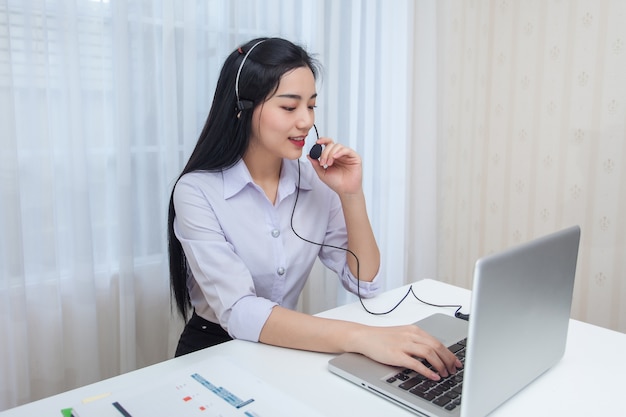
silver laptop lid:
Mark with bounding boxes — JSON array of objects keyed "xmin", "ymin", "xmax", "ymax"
[{"xmin": 461, "ymin": 225, "xmax": 580, "ymax": 417}]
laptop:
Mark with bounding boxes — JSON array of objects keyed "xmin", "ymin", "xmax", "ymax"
[{"xmin": 328, "ymin": 225, "xmax": 581, "ymax": 417}]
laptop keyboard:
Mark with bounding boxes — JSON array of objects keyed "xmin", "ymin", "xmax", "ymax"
[{"xmin": 385, "ymin": 338, "xmax": 467, "ymax": 412}]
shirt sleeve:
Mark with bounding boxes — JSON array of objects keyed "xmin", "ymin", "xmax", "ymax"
[
  {"xmin": 173, "ymin": 174, "xmax": 277, "ymax": 342},
  {"xmin": 316, "ymin": 186, "xmax": 382, "ymax": 298}
]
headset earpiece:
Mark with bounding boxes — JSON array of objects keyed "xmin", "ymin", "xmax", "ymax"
[{"xmin": 236, "ymin": 99, "xmax": 254, "ymax": 112}]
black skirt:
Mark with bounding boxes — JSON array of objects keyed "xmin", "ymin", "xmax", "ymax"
[{"xmin": 174, "ymin": 311, "xmax": 233, "ymax": 357}]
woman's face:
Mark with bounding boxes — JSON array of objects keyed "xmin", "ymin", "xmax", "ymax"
[{"xmin": 249, "ymin": 66, "xmax": 317, "ymax": 161}]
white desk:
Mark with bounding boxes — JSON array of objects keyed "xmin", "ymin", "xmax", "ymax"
[{"xmin": 2, "ymin": 279, "xmax": 625, "ymax": 417}]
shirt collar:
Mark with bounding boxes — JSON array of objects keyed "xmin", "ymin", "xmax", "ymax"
[{"xmin": 223, "ymin": 159, "xmax": 314, "ymax": 201}]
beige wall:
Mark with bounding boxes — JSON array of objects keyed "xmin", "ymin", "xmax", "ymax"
[{"xmin": 435, "ymin": 0, "xmax": 625, "ymax": 332}]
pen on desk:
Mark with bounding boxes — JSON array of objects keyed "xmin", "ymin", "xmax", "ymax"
[{"xmin": 112, "ymin": 401, "xmax": 133, "ymax": 417}]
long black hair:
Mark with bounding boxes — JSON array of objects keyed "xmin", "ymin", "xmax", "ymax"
[{"xmin": 168, "ymin": 37, "xmax": 321, "ymax": 320}]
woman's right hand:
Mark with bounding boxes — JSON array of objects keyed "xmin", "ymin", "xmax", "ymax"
[
  {"xmin": 351, "ymin": 324, "xmax": 463, "ymax": 381},
  {"xmin": 259, "ymin": 307, "xmax": 460, "ymax": 381}
]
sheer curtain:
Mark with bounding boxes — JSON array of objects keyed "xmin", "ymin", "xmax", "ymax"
[{"xmin": 0, "ymin": 0, "xmax": 415, "ymax": 410}]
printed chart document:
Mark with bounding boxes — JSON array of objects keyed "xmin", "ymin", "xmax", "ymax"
[{"xmin": 71, "ymin": 356, "xmax": 323, "ymax": 417}]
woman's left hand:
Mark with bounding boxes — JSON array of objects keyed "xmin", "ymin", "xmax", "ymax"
[{"xmin": 307, "ymin": 137, "xmax": 363, "ymax": 195}]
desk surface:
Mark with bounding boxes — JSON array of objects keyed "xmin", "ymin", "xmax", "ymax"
[{"xmin": 2, "ymin": 279, "xmax": 626, "ymax": 417}]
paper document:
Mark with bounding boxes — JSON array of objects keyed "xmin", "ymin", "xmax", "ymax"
[{"xmin": 71, "ymin": 356, "xmax": 323, "ymax": 417}]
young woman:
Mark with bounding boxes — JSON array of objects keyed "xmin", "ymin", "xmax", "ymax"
[{"xmin": 167, "ymin": 37, "xmax": 461, "ymax": 381}]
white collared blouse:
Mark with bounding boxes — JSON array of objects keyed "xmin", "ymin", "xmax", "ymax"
[{"xmin": 173, "ymin": 158, "xmax": 381, "ymax": 342}]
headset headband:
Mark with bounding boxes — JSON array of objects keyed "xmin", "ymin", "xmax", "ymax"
[{"xmin": 235, "ymin": 39, "xmax": 266, "ymax": 111}]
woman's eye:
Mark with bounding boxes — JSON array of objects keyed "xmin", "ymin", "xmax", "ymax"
[{"xmin": 281, "ymin": 104, "xmax": 316, "ymax": 111}]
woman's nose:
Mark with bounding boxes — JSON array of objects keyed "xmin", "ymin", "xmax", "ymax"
[{"xmin": 296, "ymin": 107, "xmax": 314, "ymax": 129}]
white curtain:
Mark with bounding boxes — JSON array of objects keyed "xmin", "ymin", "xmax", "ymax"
[{"xmin": 0, "ymin": 0, "xmax": 415, "ymax": 410}]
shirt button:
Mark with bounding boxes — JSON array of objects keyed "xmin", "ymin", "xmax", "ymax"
[
  {"xmin": 271, "ymin": 229, "xmax": 280, "ymax": 238},
  {"xmin": 277, "ymin": 267, "xmax": 285, "ymax": 276}
]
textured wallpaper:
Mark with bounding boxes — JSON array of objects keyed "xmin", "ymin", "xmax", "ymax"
[{"xmin": 436, "ymin": 0, "xmax": 625, "ymax": 332}]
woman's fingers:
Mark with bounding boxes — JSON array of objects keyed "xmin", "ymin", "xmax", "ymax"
[{"xmin": 360, "ymin": 325, "xmax": 463, "ymax": 381}]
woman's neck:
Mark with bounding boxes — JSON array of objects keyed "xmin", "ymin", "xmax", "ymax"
[{"xmin": 242, "ymin": 152, "xmax": 282, "ymax": 204}]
